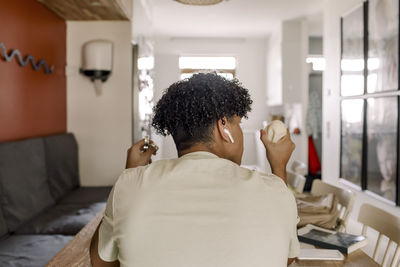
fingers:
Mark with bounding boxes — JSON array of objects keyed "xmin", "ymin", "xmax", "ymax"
[
  {"xmin": 278, "ymin": 129, "xmax": 296, "ymax": 151},
  {"xmin": 126, "ymin": 138, "xmax": 159, "ymax": 168},
  {"xmin": 135, "ymin": 138, "xmax": 158, "ymax": 162},
  {"xmin": 131, "ymin": 138, "xmax": 158, "ymax": 153},
  {"xmin": 131, "ymin": 138, "xmax": 146, "ymax": 151},
  {"xmin": 260, "ymin": 128, "xmax": 295, "ymax": 153},
  {"xmin": 143, "ymin": 142, "xmax": 158, "ymax": 157},
  {"xmin": 259, "ymin": 129, "xmax": 272, "ymax": 147},
  {"xmin": 275, "ymin": 129, "xmax": 291, "ymax": 143},
  {"xmin": 259, "ymin": 129, "xmax": 265, "ymax": 140},
  {"xmin": 259, "ymin": 129, "xmax": 267, "ymax": 142}
]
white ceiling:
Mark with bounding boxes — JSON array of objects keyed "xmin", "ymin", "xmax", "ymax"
[{"xmin": 144, "ymin": 0, "xmax": 324, "ymax": 37}]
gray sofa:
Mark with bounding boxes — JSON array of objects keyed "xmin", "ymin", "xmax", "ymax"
[{"xmin": 0, "ymin": 133, "xmax": 112, "ymax": 267}]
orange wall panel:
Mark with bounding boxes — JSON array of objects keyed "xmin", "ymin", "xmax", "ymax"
[{"xmin": 0, "ymin": 0, "xmax": 66, "ymax": 142}]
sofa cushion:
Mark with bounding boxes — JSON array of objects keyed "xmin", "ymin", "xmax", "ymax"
[
  {"xmin": 59, "ymin": 186, "xmax": 111, "ymax": 205},
  {"xmin": 0, "ymin": 234, "xmax": 73, "ymax": 267},
  {"xmin": 0, "ymin": 138, "xmax": 55, "ymax": 232},
  {"xmin": 15, "ymin": 202, "xmax": 105, "ymax": 235},
  {"xmin": 0, "ymin": 209, "xmax": 8, "ymax": 239},
  {"xmin": 44, "ymin": 133, "xmax": 80, "ymax": 201}
]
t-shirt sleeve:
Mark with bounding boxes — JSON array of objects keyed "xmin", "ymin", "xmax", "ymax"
[
  {"xmin": 288, "ymin": 195, "xmax": 301, "ymax": 258},
  {"xmin": 98, "ymin": 185, "xmax": 119, "ymax": 262}
]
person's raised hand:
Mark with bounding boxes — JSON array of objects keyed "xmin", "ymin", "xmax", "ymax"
[
  {"xmin": 259, "ymin": 129, "xmax": 295, "ymax": 183},
  {"xmin": 125, "ymin": 138, "xmax": 158, "ymax": 169}
]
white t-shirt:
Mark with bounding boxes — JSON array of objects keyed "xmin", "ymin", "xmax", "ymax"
[{"xmin": 98, "ymin": 151, "xmax": 300, "ymax": 267}]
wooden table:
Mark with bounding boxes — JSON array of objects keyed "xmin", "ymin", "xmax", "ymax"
[
  {"xmin": 48, "ymin": 211, "xmax": 379, "ymax": 267},
  {"xmin": 46, "ymin": 210, "xmax": 104, "ymax": 267}
]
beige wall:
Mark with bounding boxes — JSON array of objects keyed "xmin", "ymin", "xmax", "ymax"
[{"xmin": 67, "ymin": 21, "xmax": 132, "ymax": 186}]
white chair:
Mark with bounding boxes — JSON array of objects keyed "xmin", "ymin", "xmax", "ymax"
[
  {"xmin": 358, "ymin": 203, "xmax": 400, "ymax": 267},
  {"xmin": 291, "ymin": 160, "xmax": 307, "ymax": 176},
  {"xmin": 287, "ymin": 171, "xmax": 306, "ymax": 193},
  {"xmin": 311, "ymin": 179, "xmax": 355, "ymax": 231}
]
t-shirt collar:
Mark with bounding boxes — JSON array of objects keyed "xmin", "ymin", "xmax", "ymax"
[{"xmin": 179, "ymin": 151, "xmax": 219, "ymax": 160}]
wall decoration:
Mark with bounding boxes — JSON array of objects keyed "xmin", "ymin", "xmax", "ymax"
[
  {"xmin": 0, "ymin": 0, "xmax": 66, "ymax": 143},
  {"xmin": 0, "ymin": 42, "xmax": 54, "ymax": 74}
]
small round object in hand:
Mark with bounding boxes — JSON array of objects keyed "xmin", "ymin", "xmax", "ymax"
[{"xmin": 265, "ymin": 120, "xmax": 287, "ymax": 143}]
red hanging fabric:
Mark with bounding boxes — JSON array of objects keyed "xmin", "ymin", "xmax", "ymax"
[{"xmin": 308, "ymin": 135, "xmax": 321, "ymax": 174}]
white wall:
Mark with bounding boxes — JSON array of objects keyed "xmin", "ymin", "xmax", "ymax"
[
  {"xmin": 67, "ymin": 21, "xmax": 132, "ymax": 186},
  {"xmin": 266, "ymin": 31, "xmax": 282, "ymax": 107},
  {"xmin": 322, "ymin": 0, "xmax": 400, "ymax": 222},
  {"xmin": 281, "ymin": 19, "xmax": 309, "ymax": 167},
  {"xmin": 152, "ymin": 38, "xmax": 268, "ymax": 164},
  {"xmin": 132, "ymin": 0, "xmax": 153, "ymax": 40},
  {"xmin": 152, "ymin": 53, "xmax": 180, "ymax": 160},
  {"xmin": 265, "ymin": 19, "xmax": 309, "ymax": 168}
]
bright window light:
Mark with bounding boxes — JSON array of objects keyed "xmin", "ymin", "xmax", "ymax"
[
  {"xmin": 342, "ymin": 99, "xmax": 364, "ymax": 124},
  {"xmin": 218, "ymin": 73, "xmax": 234, "ymax": 79},
  {"xmin": 138, "ymin": 56, "xmax": 154, "ymax": 70},
  {"xmin": 341, "ymin": 59, "xmax": 364, "ymax": 71},
  {"xmin": 306, "ymin": 57, "xmax": 325, "ymax": 71},
  {"xmin": 341, "ymin": 74, "xmax": 364, "ymax": 96},
  {"xmin": 179, "ymin": 57, "xmax": 236, "ymax": 70},
  {"xmin": 341, "ymin": 58, "xmax": 380, "ymax": 71},
  {"xmin": 180, "ymin": 73, "xmax": 193, "ymax": 80},
  {"xmin": 367, "ymin": 58, "xmax": 380, "ymax": 70},
  {"xmin": 180, "ymin": 72, "xmax": 233, "ymax": 80}
]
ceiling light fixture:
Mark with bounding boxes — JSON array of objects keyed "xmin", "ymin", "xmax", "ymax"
[{"xmin": 173, "ymin": 0, "xmax": 223, "ymax": 6}]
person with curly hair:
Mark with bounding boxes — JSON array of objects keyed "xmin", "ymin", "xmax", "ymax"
[{"xmin": 91, "ymin": 73, "xmax": 299, "ymax": 267}]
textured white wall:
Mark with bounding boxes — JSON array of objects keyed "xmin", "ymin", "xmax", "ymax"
[{"xmin": 67, "ymin": 21, "xmax": 132, "ymax": 186}]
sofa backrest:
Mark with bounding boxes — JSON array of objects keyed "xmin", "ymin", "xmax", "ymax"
[
  {"xmin": 44, "ymin": 133, "xmax": 79, "ymax": 201},
  {"xmin": 0, "ymin": 138, "xmax": 55, "ymax": 232}
]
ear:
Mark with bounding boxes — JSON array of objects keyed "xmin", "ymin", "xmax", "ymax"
[{"xmin": 217, "ymin": 117, "xmax": 231, "ymax": 143}]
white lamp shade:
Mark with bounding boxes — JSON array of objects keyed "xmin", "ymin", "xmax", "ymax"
[{"xmin": 81, "ymin": 40, "xmax": 113, "ymax": 71}]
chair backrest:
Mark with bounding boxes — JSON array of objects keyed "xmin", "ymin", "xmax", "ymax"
[
  {"xmin": 358, "ymin": 203, "xmax": 400, "ymax": 267},
  {"xmin": 291, "ymin": 160, "xmax": 307, "ymax": 176},
  {"xmin": 310, "ymin": 179, "xmax": 355, "ymax": 230},
  {"xmin": 287, "ymin": 171, "xmax": 306, "ymax": 193}
]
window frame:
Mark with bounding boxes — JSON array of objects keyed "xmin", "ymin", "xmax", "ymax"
[{"xmin": 339, "ymin": 0, "xmax": 400, "ymax": 205}]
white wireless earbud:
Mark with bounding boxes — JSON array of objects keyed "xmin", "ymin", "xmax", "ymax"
[{"xmin": 223, "ymin": 128, "xmax": 235, "ymax": 143}]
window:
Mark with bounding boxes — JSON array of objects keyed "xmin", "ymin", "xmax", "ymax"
[
  {"xmin": 306, "ymin": 56, "xmax": 326, "ymax": 71},
  {"xmin": 178, "ymin": 56, "xmax": 236, "ymax": 80},
  {"xmin": 340, "ymin": 0, "xmax": 400, "ymax": 205}
]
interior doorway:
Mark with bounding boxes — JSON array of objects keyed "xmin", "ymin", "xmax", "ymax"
[{"xmin": 305, "ymin": 36, "xmax": 323, "ymax": 190}]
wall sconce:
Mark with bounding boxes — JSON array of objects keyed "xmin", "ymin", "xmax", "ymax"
[{"xmin": 80, "ymin": 40, "xmax": 113, "ymax": 96}]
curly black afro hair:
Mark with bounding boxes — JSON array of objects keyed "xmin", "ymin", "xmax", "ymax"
[{"xmin": 152, "ymin": 72, "xmax": 252, "ymax": 151}]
